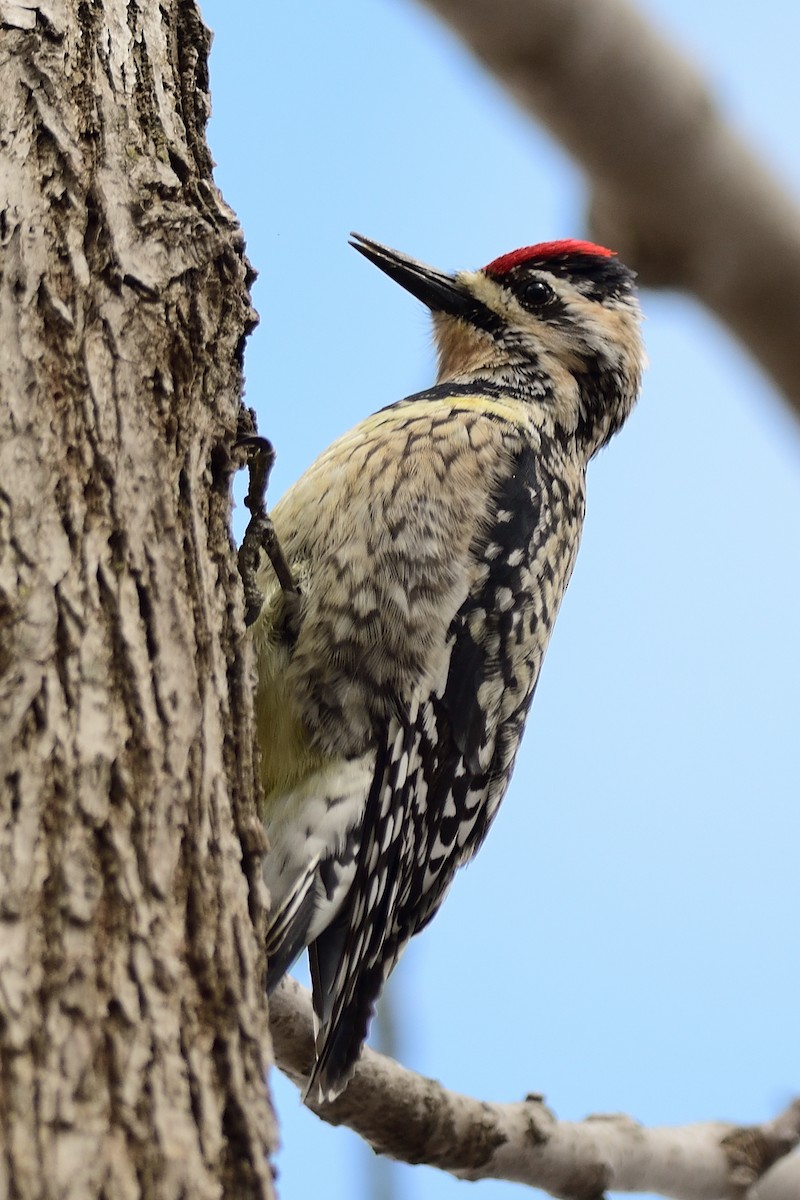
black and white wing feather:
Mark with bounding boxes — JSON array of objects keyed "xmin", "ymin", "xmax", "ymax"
[{"xmin": 306, "ymin": 446, "xmax": 573, "ymax": 1101}]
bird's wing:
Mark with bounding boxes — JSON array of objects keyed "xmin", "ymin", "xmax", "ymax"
[
  {"xmin": 264, "ymin": 852, "xmax": 320, "ymax": 990},
  {"xmin": 306, "ymin": 448, "xmax": 551, "ymax": 1100}
]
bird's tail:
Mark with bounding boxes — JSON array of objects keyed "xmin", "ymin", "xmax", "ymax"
[{"xmin": 304, "ymin": 916, "xmax": 386, "ymax": 1103}]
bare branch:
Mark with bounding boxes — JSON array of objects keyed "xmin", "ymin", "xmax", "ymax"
[
  {"xmin": 269, "ymin": 978, "xmax": 800, "ymax": 1199},
  {"xmin": 414, "ymin": 0, "xmax": 800, "ymax": 412}
]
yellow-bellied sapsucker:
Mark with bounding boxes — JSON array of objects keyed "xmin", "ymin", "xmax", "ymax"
[{"xmin": 251, "ymin": 234, "xmax": 645, "ymax": 1101}]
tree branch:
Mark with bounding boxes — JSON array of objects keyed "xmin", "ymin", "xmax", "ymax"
[
  {"xmin": 414, "ymin": 0, "xmax": 800, "ymax": 413},
  {"xmin": 270, "ymin": 978, "xmax": 800, "ymax": 1199}
]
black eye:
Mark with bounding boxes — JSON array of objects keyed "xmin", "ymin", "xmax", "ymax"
[{"xmin": 519, "ymin": 279, "xmax": 555, "ymax": 311}]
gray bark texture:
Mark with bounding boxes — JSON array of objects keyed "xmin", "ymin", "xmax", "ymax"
[{"xmin": 0, "ymin": 2, "xmax": 276, "ymax": 1197}]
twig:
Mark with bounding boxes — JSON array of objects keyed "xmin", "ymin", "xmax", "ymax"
[{"xmin": 269, "ymin": 977, "xmax": 800, "ymax": 1199}]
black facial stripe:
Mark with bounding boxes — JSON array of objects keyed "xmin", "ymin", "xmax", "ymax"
[
  {"xmin": 502, "ymin": 254, "xmax": 637, "ymax": 303},
  {"xmin": 501, "ymin": 283, "xmax": 569, "ymax": 323},
  {"xmin": 457, "ymin": 300, "xmax": 506, "ymax": 337}
]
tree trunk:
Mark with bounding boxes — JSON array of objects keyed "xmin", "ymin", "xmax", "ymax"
[{"xmin": 0, "ymin": 3, "xmax": 275, "ymax": 1196}]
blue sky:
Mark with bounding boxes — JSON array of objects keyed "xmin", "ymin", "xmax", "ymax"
[{"xmin": 199, "ymin": 2, "xmax": 800, "ymax": 1196}]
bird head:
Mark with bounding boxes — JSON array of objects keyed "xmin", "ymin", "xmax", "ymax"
[{"xmin": 350, "ymin": 234, "xmax": 645, "ymax": 457}]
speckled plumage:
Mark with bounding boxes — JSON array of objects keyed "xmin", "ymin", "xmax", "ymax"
[{"xmin": 252, "ymin": 235, "xmax": 645, "ymax": 1100}]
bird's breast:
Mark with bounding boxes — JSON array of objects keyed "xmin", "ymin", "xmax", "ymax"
[{"xmin": 257, "ymin": 397, "xmax": 580, "ymax": 766}]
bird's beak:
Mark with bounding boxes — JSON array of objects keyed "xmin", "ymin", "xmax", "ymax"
[{"xmin": 349, "ymin": 233, "xmax": 473, "ymax": 319}]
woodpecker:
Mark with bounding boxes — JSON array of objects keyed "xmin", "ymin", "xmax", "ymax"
[{"xmin": 251, "ymin": 233, "xmax": 645, "ymax": 1102}]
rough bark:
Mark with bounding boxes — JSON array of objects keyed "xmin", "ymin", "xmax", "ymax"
[
  {"xmin": 271, "ymin": 979, "xmax": 800, "ymax": 1200},
  {"xmin": 0, "ymin": 3, "xmax": 275, "ymax": 1197},
  {"xmin": 415, "ymin": 0, "xmax": 800, "ymax": 413}
]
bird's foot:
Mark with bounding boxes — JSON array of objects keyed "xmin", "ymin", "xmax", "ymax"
[{"xmin": 236, "ymin": 424, "xmax": 300, "ymax": 627}]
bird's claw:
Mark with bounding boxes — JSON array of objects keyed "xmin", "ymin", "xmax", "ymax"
[{"xmin": 236, "ymin": 422, "xmax": 299, "ymax": 627}]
